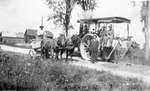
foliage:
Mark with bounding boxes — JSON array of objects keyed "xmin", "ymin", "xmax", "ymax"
[
  {"xmin": 131, "ymin": 1, "xmax": 150, "ymax": 60},
  {"xmin": 121, "ymin": 48, "xmax": 150, "ymax": 65},
  {"xmin": 140, "ymin": 1, "xmax": 148, "ymax": 23},
  {"xmin": 46, "ymin": 0, "xmax": 97, "ymax": 36},
  {"xmin": 125, "ymin": 41, "xmax": 140, "ymax": 57},
  {"xmin": 0, "ymin": 52, "xmax": 149, "ymax": 91}
]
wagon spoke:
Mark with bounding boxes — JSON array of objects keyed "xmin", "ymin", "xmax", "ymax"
[{"xmin": 83, "ymin": 43, "xmax": 89, "ymax": 47}]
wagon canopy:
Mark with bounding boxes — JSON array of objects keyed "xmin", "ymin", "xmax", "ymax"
[{"xmin": 77, "ymin": 17, "xmax": 131, "ymax": 24}]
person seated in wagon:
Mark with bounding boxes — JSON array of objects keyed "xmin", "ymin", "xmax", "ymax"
[{"xmin": 106, "ymin": 24, "xmax": 114, "ymax": 47}]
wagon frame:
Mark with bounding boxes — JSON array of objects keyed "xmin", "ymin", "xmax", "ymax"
[{"xmin": 77, "ymin": 17, "xmax": 132, "ymax": 61}]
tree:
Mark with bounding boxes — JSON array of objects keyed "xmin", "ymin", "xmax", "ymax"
[
  {"xmin": 46, "ymin": 0, "xmax": 97, "ymax": 37},
  {"xmin": 132, "ymin": 1, "xmax": 150, "ymax": 60},
  {"xmin": 141, "ymin": 1, "xmax": 150, "ymax": 60}
]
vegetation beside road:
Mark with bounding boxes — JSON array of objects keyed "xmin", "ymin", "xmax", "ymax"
[
  {"xmin": 120, "ymin": 47, "xmax": 150, "ymax": 65},
  {"xmin": 0, "ymin": 52, "xmax": 150, "ymax": 91}
]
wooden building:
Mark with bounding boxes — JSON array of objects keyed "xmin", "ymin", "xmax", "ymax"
[
  {"xmin": 0, "ymin": 32, "xmax": 24, "ymax": 45},
  {"xmin": 24, "ymin": 29, "xmax": 37, "ymax": 43},
  {"xmin": 2, "ymin": 37, "xmax": 24, "ymax": 45},
  {"xmin": 0, "ymin": 32, "xmax": 2, "ymax": 43}
]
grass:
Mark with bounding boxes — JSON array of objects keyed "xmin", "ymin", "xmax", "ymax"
[
  {"xmin": 119, "ymin": 48, "xmax": 150, "ymax": 66},
  {"xmin": 0, "ymin": 51, "xmax": 150, "ymax": 91}
]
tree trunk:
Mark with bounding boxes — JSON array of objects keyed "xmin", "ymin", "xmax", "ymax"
[
  {"xmin": 145, "ymin": 1, "xmax": 149, "ymax": 60},
  {"xmin": 65, "ymin": 0, "xmax": 71, "ymax": 37}
]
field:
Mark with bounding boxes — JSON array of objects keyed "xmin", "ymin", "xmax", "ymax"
[
  {"xmin": 0, "ymin": 51, "xmax": 150, "ymax": 91},
  {"xmin": 119, "ymin": 48, "xmax": 150, "ymax": 66}
]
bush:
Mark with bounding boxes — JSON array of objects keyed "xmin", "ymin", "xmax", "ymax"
[
  {"xmin": 0, "ymin": 52, "xmax": 42, "ymax": 90},
  {"xmin": 121, "ymin": 47, "xmax": 150, "ymax": 65},
  {"xmin": 0, "ymin": 52, "xmax": 149, "ymax": 91}
]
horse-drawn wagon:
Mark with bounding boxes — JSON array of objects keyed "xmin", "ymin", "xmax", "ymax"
[
  {"xmin": 77, "ymin": 17, "xmax": 133, "ymax": 62},
  {"xmin": 28, "ymin": 31, "xmax": 54, "ymax": 58},
  {"xmin": 28, "ymin": 17, "xmax": 134, "ymax": 62}
]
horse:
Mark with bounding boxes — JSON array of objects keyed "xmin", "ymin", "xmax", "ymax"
[
  {"xmin": 53, "ymin": 34, "xmax": 78, "ymax": 61},
  {"xmin": 41, "ymin": 38, "xmax": 57, "ymax": 59},
  {"xmin": 64, "ymin": 37, "xmax": 75, "ymax": 61},
  {"xmin": 54, "ymin": 34, "xmax": 66, "ymax": 60},
  {"xmin": 71, "ymin": 34, "xmax": 81, "ymax": 52}
]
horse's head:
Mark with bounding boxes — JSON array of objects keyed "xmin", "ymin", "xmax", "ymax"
[
  {"xmin": 71, "ymin": 34, "xmax": 81, "ymax": 47},
  {"xmin": 57, "ymin": 34, "xmax": 66, "ymax": 47},
  {"xmin": 65, "ymin": 38, "xmax": 73, "ymax": 46}
]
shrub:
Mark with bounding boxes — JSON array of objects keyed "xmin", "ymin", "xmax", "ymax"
[{"xmin": 0, "ymin": 52, "xmax": 149, "ymax": 91}]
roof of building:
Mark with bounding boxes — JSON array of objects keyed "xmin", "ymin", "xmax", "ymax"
[{"xmin": 25, "ymin": 29, "xmax": 37, "ymax": 36}]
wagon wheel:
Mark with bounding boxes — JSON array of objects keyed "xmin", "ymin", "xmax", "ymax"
[
  {"xmin": 116, "ymin": 40, "xmax": 133, "ymax": 60},
  {"xmin": 101, "ymin": 46, "xmax": 114, "ymax": 62},
  {"xmin": 80, "ymin": 33, "xmax": 100, "ymax": 61},
  {"xmin": 28, "ymin": 49, "xmax": 37, "ymax": 58}
]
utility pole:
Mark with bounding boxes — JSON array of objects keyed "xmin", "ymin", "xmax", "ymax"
[
  {"xmin": 39, "ymin": 16, "xmax": 45, "ymax": 39},
  {"xmin": 39, "ymin": 16, "xmax": 44, "ymax": 30}
]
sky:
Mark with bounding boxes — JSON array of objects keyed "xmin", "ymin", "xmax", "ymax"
[
  {"xmin": 0, "ymin": 0, "xmax": 53, "ymax": 35},
  {"xmin": 0, "ymin": 0, "xmax": 148, "ymax": 48}
]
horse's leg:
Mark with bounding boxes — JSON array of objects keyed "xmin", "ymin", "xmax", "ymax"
[
  {"xmin": 71, "ymin": 50, "xmax": 74, "ymax": 61},
  {"xmin": 41, "ymin": 48, "xmax": 42, "ymax": 56},
  {"xmin": 45, "ymin": 49, "xmax": 48, "ymax": 59},
  {"xmin": 66, "ymin": 49, "xmax": 68, "ymax": 62},
  {"xmin": 52, "ymin": 49, "xmax": 55, "ymax": 59},
  {"xmin": 52, "ymin": 49, "xmax": 55, "ymax": 60},
  {"xmin": 70, "ymin": 48, "xmax": 74, "ymax": 61},
  {"xmin": 42, "ymin": 48, "xmax": 45, "ymax": 59},
  {"xmin": 49, "ymin": 48, "xmax": 51, "ymax": 59},
  {"xmin": 45, "ymin": 48, "xmax": 50, "ymax": 59},
  {"xmin": 56, "ymin": 48, "xmax": 59, "ymax": 60},
  {"xmin": 70, "ymin": 54, "xmax": 73, "ymax": 61},
  {"xmin": 44, "ymin": 48, "xmax": 47, "ymax": 59},
  {"xmin": 54, "ymin": 47, "xmax": 58, "ymax": 60},
  {"xmin": 41, "ymin": 49, "xmax": 43, "ymax": 58},
  {"xmin": 60, "ymin": 49, "xmax": 64, "ymax": 59},
  {"xmin": 56, "ymin": 52, "xmax": 59, "ymax": 60},
  {"xmin": 41, "ymin": 48, "xmax": 43, "ymax": 58},
  {"xmin": 78, "ymin": 46, "xmax": 80, "ymax": 52},
  {"xmin": 50, "ymin": 48, "xmax": 53, "ymax": 59}
]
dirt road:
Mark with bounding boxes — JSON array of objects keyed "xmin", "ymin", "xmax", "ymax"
[
  {"xmin": 0, "ymin": 44, "xmax": 31, "ymax": 54},
  {"xmin": 70, "ymin": 57, "xmax": 150, "ymax": 85},
  {"xmin": 1, "ymin": 44, "xmax": 150, "ymax": 85}
]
